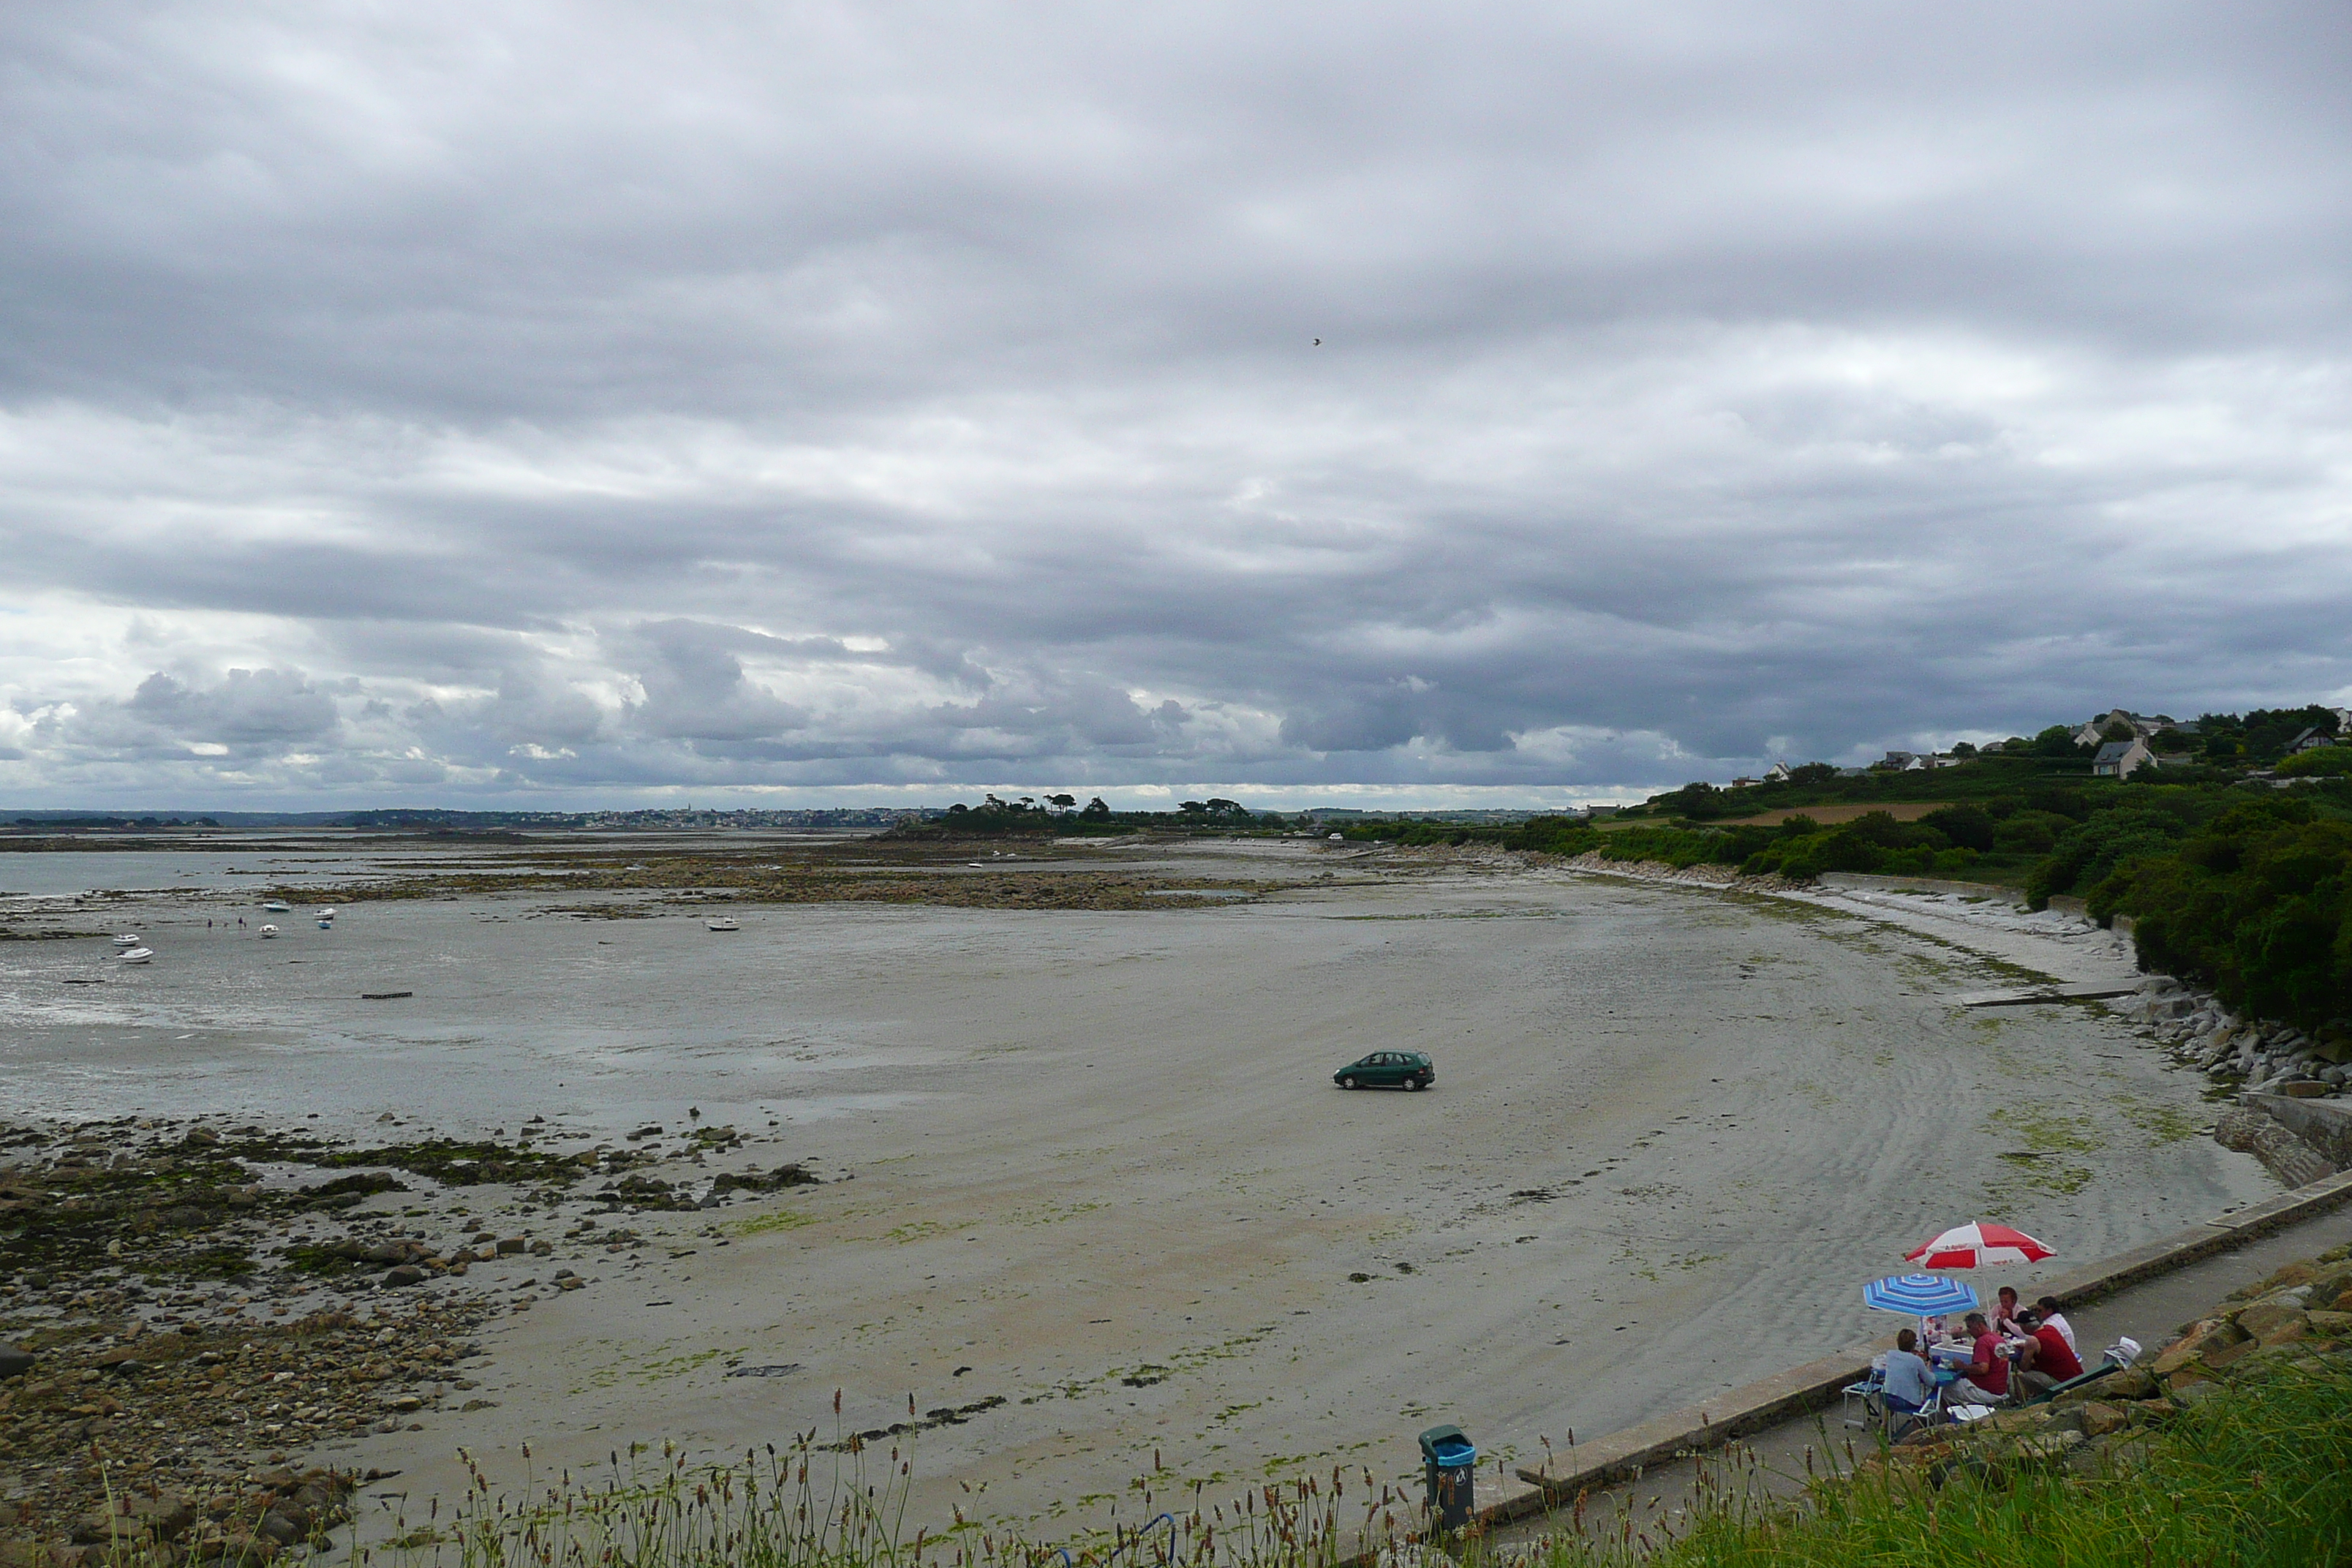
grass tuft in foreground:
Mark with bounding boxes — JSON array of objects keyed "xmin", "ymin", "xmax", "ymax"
[
  {"xmin": 336, "ymin": 1353, "xmax": 2351, "ymax": 1568},
  {"xmin": 1539, "ymin": 1354, "xmax": 2352, "ymax": 1567}
]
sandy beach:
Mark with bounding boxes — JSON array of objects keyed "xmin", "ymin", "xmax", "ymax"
[{"xmin": 0, "ymin": 837, "xmax": 2274, "ymax": 1541}]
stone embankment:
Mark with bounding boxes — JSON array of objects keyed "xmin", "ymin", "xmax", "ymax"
[
  {"xmin": 1556, "ymin": 851, "xmax": 1809, "ymax": 895},
  {"xmin": 1869, "ymin": 1241, "xmax": 2352, "ymax": 1480},
  {"xmin": 2106, "ymin": 977, "xmax": 2350, "ymax": 1186}
]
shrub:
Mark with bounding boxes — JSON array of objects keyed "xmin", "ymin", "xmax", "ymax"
[
  {"xmin": 2277, "ymin": 745, "xmax": 2352, "ymax": 777},
  {"xmin": 2092, "ymin": 799, "xmax": 2351, "ymax": 1032},
  {"xmin": 2025, "ymin": 807, "xmax": 2189, "ymax": 909}
]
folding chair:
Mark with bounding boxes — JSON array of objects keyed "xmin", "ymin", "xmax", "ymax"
[
  {"xmin": 1841, "ymin": 1367, "xmax": 1885, "ymax": 1430},
  {"xmin": 1884, "ymin": 1382, "xmax": 1941, "ymax": 1443}
]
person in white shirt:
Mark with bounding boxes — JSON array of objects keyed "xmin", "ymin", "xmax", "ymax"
[{"xmin": 2035, "ymin": 1295, "xmax": 2078, "ymax": 1354}]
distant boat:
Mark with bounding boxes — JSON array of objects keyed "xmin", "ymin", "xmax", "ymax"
[
  {"xmin": 705, "ymin": 916, "xmax": 740, "ymax": 932},
  {"xmin": 258, "ymin": 924, "xmax": 279, "ymax": 938},
  {"xmin": 320, "ymin": 908, "xmax": 338, "ymax": 920},
  {"xmin": 113, "ymin": 946, "xmax": 154, "ymax": 964},
  {"xmin": 111, "ymin": 933, "xmax": 142, "ymax": 948},
  {"xmin": 316, "ymin": 918, "xmax": 333, "ymax": 930},
  {"xmin": 263, "ymin": 900, "xmax": 292, "ymax": 913}
]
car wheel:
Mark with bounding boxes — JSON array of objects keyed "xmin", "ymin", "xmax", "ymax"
[
  {"xmin": 1405, "ymin": 1077, "xmax": 1422, "ymax": 1090},
  {"xmin": 1341, "ymin": 1076, "xmax": 1360, "ymax": 1090}
]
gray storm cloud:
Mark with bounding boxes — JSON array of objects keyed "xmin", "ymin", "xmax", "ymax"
[{"xmin": 0, "ymin": 2, "xmax": 2348, "ymax": 806}]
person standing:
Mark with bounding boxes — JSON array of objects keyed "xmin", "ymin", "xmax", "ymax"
[{"xmin": 1947, "ymin": 1312, "xmax": 2010, "ymax": 1406}]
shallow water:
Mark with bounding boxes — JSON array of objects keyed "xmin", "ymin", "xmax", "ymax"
[{"xmin": 0, "ymin": 897, "xmax": 944, "ymax": 1139}]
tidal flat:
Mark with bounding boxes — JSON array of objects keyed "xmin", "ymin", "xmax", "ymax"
[{"xmin": 0, "ymin": 833, "xmax": 2277, "ymax": 1540}]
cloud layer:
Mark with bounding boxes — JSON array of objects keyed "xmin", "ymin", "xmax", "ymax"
[{"xmin": 3, "ymin": 3, "xmax": 2349, "ymax": 806}]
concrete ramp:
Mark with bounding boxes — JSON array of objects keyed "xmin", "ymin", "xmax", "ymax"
[{"xmin": 1954, "ymin": 982, "xmax": 2140, "ymax": 1007}]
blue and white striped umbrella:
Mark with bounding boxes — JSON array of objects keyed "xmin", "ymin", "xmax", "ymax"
[{"xmin": 1863, "ymin": 1273, "xmax": 1980, "ymax": 1316}]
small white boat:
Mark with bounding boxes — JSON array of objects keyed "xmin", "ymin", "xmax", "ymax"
[
  {"xmin": 113, "ymin": 946, "xmax": 154, "ymax": 964},
  {"xmin": 320, "ymin": 908, "xmax": 338, "ymax": 920},
  {"xmin": 111, "ymin": 933, "xmax": 142, "ymax": 948},
  {"xmin": 704, "ymin": 916, "xmax": 739, "ymax": 932},
  {"xmin": 258, "ymin": 924, "xmax": 279, "ymax": 938},
  {"xmin": 263, "ymin": 900, "xmax": 292, "ymax": 913}
]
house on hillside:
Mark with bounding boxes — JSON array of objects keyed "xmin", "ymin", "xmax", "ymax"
[
  {"xmin": 1764, "ymin": 761, "xmax": 1793, "ymax": 783},
  {"xmin": 2288, "ymin": 728, "xmax": 2340, "ymax": 754},
  {"xmin": 2073, "ymin": 709, "xmax": 2177, "ymax": 747},
  {"xmin": 2092, "ymin": 737, "xmax": 2157, "ymax": 779}
]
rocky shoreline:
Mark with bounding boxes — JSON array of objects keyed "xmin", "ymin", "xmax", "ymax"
[
  {"xmin": 0, "ymin": 1115, "xmax": 829, "ymax": 1564},
  {"xmin": 2107, "ymin": 979, "xmax": 2350, "ymax": 1188}
]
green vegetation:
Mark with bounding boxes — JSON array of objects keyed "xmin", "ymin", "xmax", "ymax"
[
  {"xmin": 891, "ymin": 794, "xmax": 1271, "ymax": 838},
  {"xmin": 2088, "ymin": 798, "xmax": 2352, "ymax": 1036},
  {"xmin": 362, "ymin": 1346, "xmax": 2352, "ymax": 1568},
  {"xmin": 1315, "ymin": 704, "xmax": 2352, "ymax": 1034},
  {"xmin": 1599, "ymin": 1355, "xmax": 2352, "ymax": 1567}
]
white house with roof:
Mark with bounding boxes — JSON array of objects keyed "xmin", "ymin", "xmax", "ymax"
[
  {"xmin": 2092, "ymin": 737, "xmax": 2157, "ymax": 778},
  {"xmin": 2073, "ymin": 709, "xmax": 2177, "ymax": 747}
]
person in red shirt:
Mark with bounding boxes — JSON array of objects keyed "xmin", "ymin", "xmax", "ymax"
[
  {"xmin": 2016, "ymin": 1309, "xmax": 2085, "ymax": 1395},
  {"xmin": 1947, "ymin": 1312, "xmax": 2010, "ymax": 1405}
]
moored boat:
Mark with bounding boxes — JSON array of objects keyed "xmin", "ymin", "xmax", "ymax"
[
  {"xmin": 705, "ymin": 916, "xmax": 740, "ymax": 932},
  {"xmin": 111, "ymin": 933, "xmax": 142, "ymax": 948},
  {"xmin": 258, "ymin": 924, "xmax": 279, "ymax": 938},
  {"xmin": 263, "ymin": 900, "xmax": 292, "ymax": 913},
  {"xmin": 113, "ymin": 946, "xmax": 154, "ymax": 964}
]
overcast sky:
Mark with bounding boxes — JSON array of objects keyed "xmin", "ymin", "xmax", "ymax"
[{"xmin": 2, "ymin": 3, "xmax": 2348, "ymax": 810}]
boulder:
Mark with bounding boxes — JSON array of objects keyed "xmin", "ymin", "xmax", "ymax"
[
  {"xmin": 2307, "ymin": 1310, "xmax": 2352, "ymax": 1336},
  {"xmin": 496, "ymin": 1237, "xmax": 526, "ymax": 1256},
  {"xmin": 2234, "ymin": 1301, "xmax": 2307, "ymax": 1339},
  {"xmin": 2204, "ymin": 1338, "xmax": 2259, "ymax": 1370},
  {"xmin": 2078, "ymin": 1401, "xmax": 2130, "ymax": 1438},
  {"xmin": 382, "ymin": 1264, "xmax": 426, "ymax": 1288},
  {"xmin": 0, "ymin": 1346, "xmax": 33, "ymax": 1379},
  {"xmin": 2152, "ymin": 1318, "xmax": 2246, "ymax": 1376}
]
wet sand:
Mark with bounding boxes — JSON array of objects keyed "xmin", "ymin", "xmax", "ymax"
[{"xmin": 0, "ymin": 842, "xmax": 2272, "ymax": 1536}]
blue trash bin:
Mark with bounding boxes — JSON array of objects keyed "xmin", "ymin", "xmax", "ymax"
[{"xmin": 1417, "ymin": 1424, "xmax": 1477, "ymax": 1531}]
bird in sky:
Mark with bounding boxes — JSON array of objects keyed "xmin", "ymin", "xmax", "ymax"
[{"xmin": 1313, "ymin": 338, "xmax": 1321, "ymax": 345}]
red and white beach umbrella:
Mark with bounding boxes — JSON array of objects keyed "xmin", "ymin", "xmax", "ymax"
[{"xmin": 1905, "ymin": 1221, "xmax": 2054, "ymax": 1270}]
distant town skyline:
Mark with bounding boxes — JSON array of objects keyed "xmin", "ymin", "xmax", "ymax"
[{"xmin": 3, "ymin": 4, "xmax": 2348, "ymax": 808}]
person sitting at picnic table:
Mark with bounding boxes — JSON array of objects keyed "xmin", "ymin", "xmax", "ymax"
[
  {"xmin": 1882, "ymin": 1329, "xmax": 1936, "ymax": 1414},
  {"xmin": 2035, "ymin": 1294, "xmax": 2078, "ymax": 1354},
  {"xmin": 1947, "ymin": 1312, "xmax": 2010, "ymax": 1405},
  {"xmin": 1992, "ymin": 1286, "xmax": 2026, "ymax": 1338},
  {"xmin": 2016, "ymin": 1308, "xmax": 2084, "ymax": 1396}
]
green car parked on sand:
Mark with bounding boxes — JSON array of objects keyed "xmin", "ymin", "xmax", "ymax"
[{"xmin": 1333, "ymin": 1050, "xmax": 1434, "ymax": 1091}]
